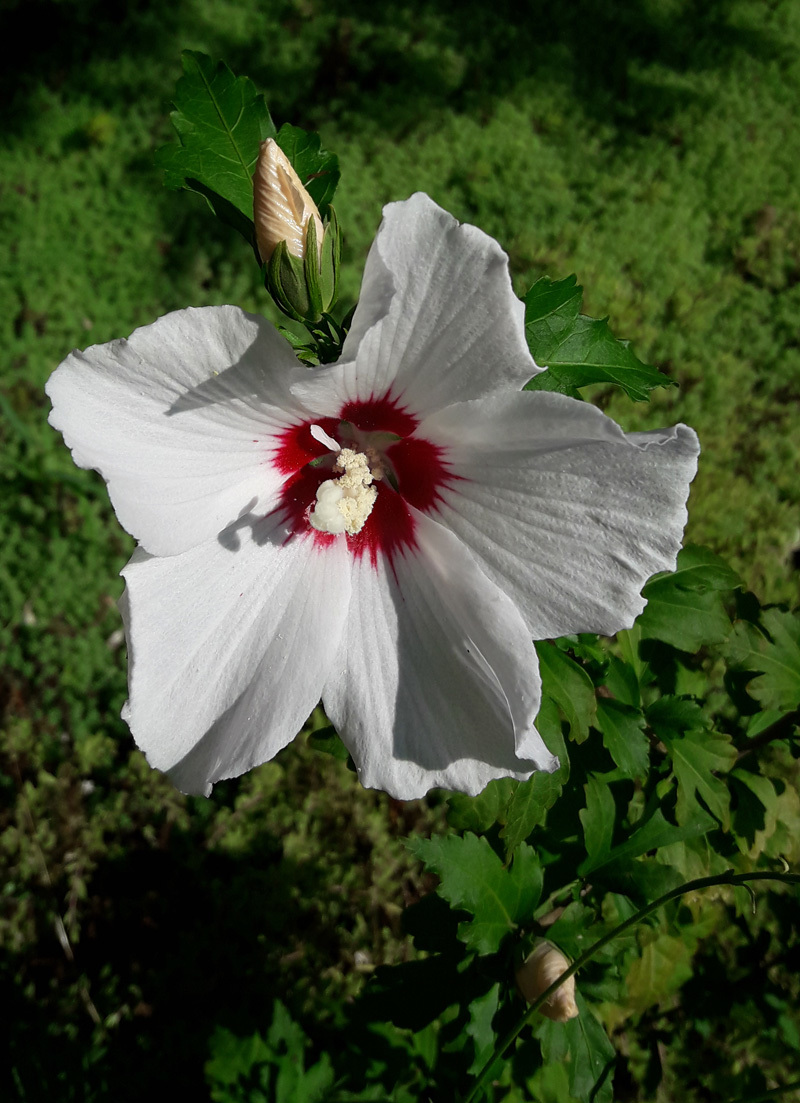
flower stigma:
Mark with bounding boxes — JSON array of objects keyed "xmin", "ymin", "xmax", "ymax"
[{"xmin": 308, "ymin": 447, "xmax": 381, "ymax": 536}]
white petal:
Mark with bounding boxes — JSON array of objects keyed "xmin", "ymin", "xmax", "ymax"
[
  {"xmin": 120, "ymin": 521, "xmax": 351, "ymax": 795},
  {"xmin": 290, "ymin": 193, "xmax": 542, "ymax": 417},
  {"xmin": 46, "ymin": 305, "xmax": 310, "ymax": 556},
  {"xmin": 322, "ymin": 512, "xmax": 557, "ymax": 800},
  {"xmin": 421, "ymin": 391, "xmax": 700, "ymax": 638}
]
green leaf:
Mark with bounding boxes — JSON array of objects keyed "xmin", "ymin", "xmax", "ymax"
[
  {"xmin": 524, "ymin": 275, "xmax": 671, "ymax": 402},
  {"xmin": 500, "ymin": 771, "xmax": 564, "ymax": 855},
  {"xmin": 646, "ymin": 694, "xmax": 707, "ymax": 739},
  {"xmin": 276, "ymin": 123, "xmax": 340, "ymax": 215},
  {"xmin": 626, "ymin": 933, "xmax": 694, "ymax": 1015},
  {"xmin": 579, "ymin": 775, "xmax": 616, "ymax": 871},
  {"xmin": 408, "ymin": 834, "xmax": 542, "ymax": 955},
  {"xmin": 580, "ymin": 804, "xmax": 715, "ymax": 877},
  {"xmin": 602, "ymin": 654, "xmax": 641, "ymax": 707},
  {"xmin": 156, "ymin": 51, "xmax": 276, "ymax": 230},
  {"xmin": 663, "ymin": 726, "xmax": 737, "ymax": 829},
  {"xmin": 545, "ymin": 901, "xmax": 596, "ymax": 961},
  {"xmin": 206, "ymin": 1002, "xmax": 335, "ymax": 1103},
  {"xmin": 466, "ymin": 983, "xmax": 500, "ymax": 1075},
  {"xmin": 731, "ymin": 768, "xmax": 780, "ymax": 853},
  {"xmin": 725, "ymin": 608, "xmax": 800, "ymax": 711},
  {"xmin": 307, "ymin": 724, "xmax": 351, "ymax": 762},
  {"xmin": 499, "ymin": 696, "xmax": 569, "ymax": 853},
  {"xmin": 597, "ymin": 857, "xmax": 685, "ymax": 904},
  {"xmin": 206, "ymin": 1028, "xmax": 272, "ymax": 1090},
  {"xmin": 636, "ymin": 545, "xmax": 740, "ymax": 652},
  {"xmin": 595, "ymin": 698, "xmax": 650, "ymax": 779},
  {"xmin": 535, "ymin": 992, "xmax": 616, "ymax": 1103},
  {"xmin": 536, "ymin": 642, "xmax": 597, "ymax": 743},
  {"xmin": 447, "ymin": 777, "xmax": 516, "ymax": 833}
]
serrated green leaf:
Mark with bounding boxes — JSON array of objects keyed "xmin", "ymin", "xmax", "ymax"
[
  {"xmin": 156, "ymin": 51, "xmax": 275, "ymax": 227},
  {"xmin": 646, "ymin": 694, "xmax": 707, "ymax": 738},
  {"xmin": 579, "ymin": 775, "xmax": 616, "ymax": 871},
  {"xmin": 524, "ymin": 274, "xmax": 583, "ymax": 329},
  {"xmin": 500, "ymin": 772, "xmax": 564, "ymax": 854},
  {"xmin": 726, "ymin": 608, "xmax": 800, "ymax": 711},
  {"xmin": 408, "ymin": 834, "xmax": 542, "ymax": 955},
  {"xmin": 466, "ymin": 983, "xmax": 500, "ymax": 1075},
  {"xmin": 636, "ymin": 545, "xmax": 740, "ymax": 652},
  {"xmin": 276, "ymin": 123, "xmax": 340, "ymax": 215},
  {"xmin": 524, "ymin": 276, "xmax": 671, "ymax": 403},
  {"xmin": 595, "ymin": 698, "xmax": 650, "ymax": 779},
  {"xmin": 536, "ymin": 642, "xmax": 597, "ymax": 743},
  {"xmin": 663, "ymin": 727, "xmax": 737, "ymax": 829}
]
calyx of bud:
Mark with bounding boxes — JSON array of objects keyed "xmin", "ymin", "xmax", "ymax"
[
  {"xmin": 253, "ymin": 138, "xmax": 340, "ymax": 324},
  {"xmin": 515, "ymin": 940, "xmax": 579, "ymax": 1023}
]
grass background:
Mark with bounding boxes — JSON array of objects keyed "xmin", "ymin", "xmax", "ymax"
[{"xmin": 1, "ymin": 0, "xmax": 799, "ymax": 1098}]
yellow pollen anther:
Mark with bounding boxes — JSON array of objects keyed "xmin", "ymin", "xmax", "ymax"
[{"xmin": 308, "ymin": 448, "xmax": 379, "ymax": 536}]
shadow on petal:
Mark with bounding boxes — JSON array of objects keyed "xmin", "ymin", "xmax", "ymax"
[{"xmin": 216, "ymin": 502, "xmax": 299, "ymax": 554}]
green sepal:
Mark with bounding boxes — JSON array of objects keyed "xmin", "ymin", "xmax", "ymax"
[
  {"xmin": 302, "ymin": 215, "xmax": 324, "ymax": 321},
  {"xmin": 266, "ymin": 240, "xmax": 311, "ymax": 323},
  {"xmin": 264, "ymin": 211, "xmax": 341, "ymax": 324},
  {"xmin": 319, "ymin": 206, "xmax": 341, "ymax": 311}
]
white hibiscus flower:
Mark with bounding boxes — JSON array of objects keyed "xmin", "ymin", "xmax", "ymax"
[{"xmin": 46, "ymin": 193, "xmax": 699, "ymax": 799}]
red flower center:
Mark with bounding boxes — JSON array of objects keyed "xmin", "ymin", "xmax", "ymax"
[{"xmin": 271, "ymin": 394, "xmax": 454, "ymax": 566}]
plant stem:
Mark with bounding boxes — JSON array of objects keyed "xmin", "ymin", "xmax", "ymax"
[{"xmin": 462, "ymin": 870, "xmax": 800, "ymax": 1103}]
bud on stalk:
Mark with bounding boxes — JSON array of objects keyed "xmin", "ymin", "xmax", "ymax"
[
  {"xmin": 515, "ymin": 940, "xmax": 579, "ymax": 1023},
  {"xmin": 253, "ymin": 138, "xmax": 340, "ymax": 324}
]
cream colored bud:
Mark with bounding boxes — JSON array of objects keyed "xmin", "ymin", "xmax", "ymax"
[
  {"xmin": 253, "ymin": 138, "xmax": 324, "ymax": 264},
  {"xmin": 516, "ymin": 941, "xmax": 579, "ymax": 1023}
]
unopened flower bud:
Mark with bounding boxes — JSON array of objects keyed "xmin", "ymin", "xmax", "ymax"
[
  {"xmin": 253, "ymin": 138, "xmax": 323, "ymax": 265},
  {"xmin": 253, "ymin": 138, "xmax": 340, "ymax": 324},
  {"xmin": 516, "ymin": 940, "xmax": 579, "ymax": 1023}
]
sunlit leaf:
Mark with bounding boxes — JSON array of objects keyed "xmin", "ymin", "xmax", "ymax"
[
  {"xmin": 636, "ymin": 545, "xmax": 740, "ymax": 652},
  {"xmin": 156, "ymin": 51, "xmax": 276, "ymax": 233},
  {"xmin": 537, "ymin": 642, "xmax": 597, "ymax": 743},
  {"xmin": 524, "ymin": 275, "xmax": 672, "ymax": 402},
  {"xmin": 656, "ymin": 719, "xmax": 737, "ymax": 829},
  {"xmin": 595, "ymin": 698, "xmax": 649, "ymax": 779},
  {"xmin": 726, "ymin": 608, "xmax": 800, "ymax": 711},
  {"xmin": 408, "ymin": 834, "xmax": 542, "ymax": 955}
]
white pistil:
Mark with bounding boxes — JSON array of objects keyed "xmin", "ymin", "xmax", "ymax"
[
  {"xmin": 308, "ymin": 448, "xmax": 380, "ymax": 536},
  {"xmin": 310, "ymin": 424, "xmax": 341, "ymax": 452}
]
